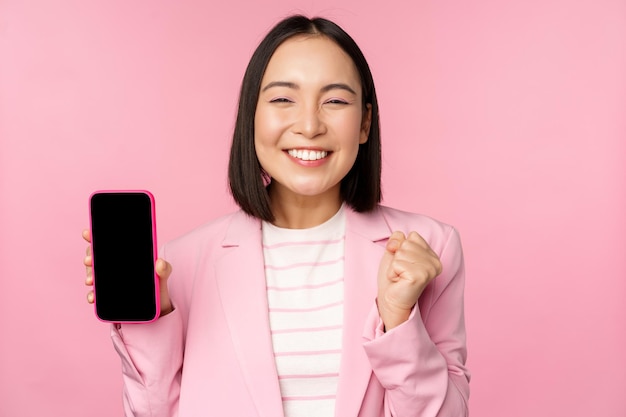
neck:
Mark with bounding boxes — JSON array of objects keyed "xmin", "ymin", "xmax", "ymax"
[{"xmin": 268, "ymin": 186, "xmax": 342, "ymax": 229}]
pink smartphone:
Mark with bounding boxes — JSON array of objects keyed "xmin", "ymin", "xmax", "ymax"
[{"xmin": 89, "ymin": 190, "xmax": 160, "ymax": 323}]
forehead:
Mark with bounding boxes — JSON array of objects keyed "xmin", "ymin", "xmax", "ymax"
[{"xmin": 262, "ymin": 35, "xmax": 361, "ymax": 87}]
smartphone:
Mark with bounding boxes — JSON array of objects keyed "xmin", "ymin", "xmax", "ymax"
[{"xmin": 89, "ymin": 190, "xmax": 159, "ymax": 323}]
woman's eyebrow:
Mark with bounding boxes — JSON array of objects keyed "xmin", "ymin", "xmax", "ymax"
[
  {"xmin": 261, "ymin": 81, "xmax": 298, "ymax": 92},
  {"xmin": 320, "ymin": 83, "xmax": 357, "ymax": 95},
  {"xmin": 261, "ymin": 81, "xmax": 357, "ymax": 95}
]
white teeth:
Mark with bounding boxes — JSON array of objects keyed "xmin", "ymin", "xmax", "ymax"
[{"xmin": 288, "ymin": 149, "xmax": 328, "ymax": 161}]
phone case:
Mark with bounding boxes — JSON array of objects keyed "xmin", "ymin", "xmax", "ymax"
[{"xmin": 89, "ymin": 190, "xmax": 160, "ymax": 324}]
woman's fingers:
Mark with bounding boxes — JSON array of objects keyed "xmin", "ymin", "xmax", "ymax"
[
  {"xmin": 83, "ymin": 229, "xmax": 94, "ymax": 303},
  {"xmin": 84, "ymin": 245, "xmax": 93, "ymax": 286},
  {"xmin": 84, "ymin": 253, "xmax": 92, "ymax": 267}
]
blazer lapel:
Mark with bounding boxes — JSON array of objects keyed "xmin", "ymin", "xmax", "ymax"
[
  {"xmin": 215, "ymin": 211, "xmax": 284, "ymax": 417},
  {"xmin": 335, "ymin": 207, "xmax": 391, "ymax": 416}
]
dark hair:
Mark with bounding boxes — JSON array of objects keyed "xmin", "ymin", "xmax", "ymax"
[{"xmin": 228, "ymin": 14, "xmax": 381, "ymax": 221}]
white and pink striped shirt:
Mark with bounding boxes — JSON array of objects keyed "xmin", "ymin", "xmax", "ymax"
[{"xmin": 261, "ymin": 205, "xmax": 346, "ymax": 417}]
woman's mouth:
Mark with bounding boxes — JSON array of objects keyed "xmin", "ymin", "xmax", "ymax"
[{"xmin": 286, "ymin": 149, "xmax": 329, "ymax": 161}]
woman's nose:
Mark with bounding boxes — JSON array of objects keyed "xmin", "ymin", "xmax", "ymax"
[{"xmin": 292, "ymin": 104, "xmax": 327, "ymax": 139}]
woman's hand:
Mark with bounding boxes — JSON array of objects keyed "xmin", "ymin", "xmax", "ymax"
[
  {"xmin": 82, "ymin": 229, "xmax": 174, "ymax": 317},
  {"xmin": 377, "ymin": 231, "xmax": 442, "ymax": 330}
]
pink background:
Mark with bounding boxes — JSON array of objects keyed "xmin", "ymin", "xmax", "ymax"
[{"xmin": 1, "ymin": 0, "xmax": 625, "ymax": 416}]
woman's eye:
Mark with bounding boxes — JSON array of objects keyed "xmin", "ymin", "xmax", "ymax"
[
  {"xmin": 269, "ymin": 97, "xmax": 293, "ymax": 104},
  {"xmin": 325, "ymin": 99, "xmax": 349, "ymax": 105}
]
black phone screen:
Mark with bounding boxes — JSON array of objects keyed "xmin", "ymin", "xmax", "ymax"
[{"xmin": 90, "ymin": 192, "xmax": 158, "ymax": 322}]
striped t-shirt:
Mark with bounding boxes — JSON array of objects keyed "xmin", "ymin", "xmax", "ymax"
[{"xmin": 261, "ymin": 205, "xmax": 346, "ymax": 417}]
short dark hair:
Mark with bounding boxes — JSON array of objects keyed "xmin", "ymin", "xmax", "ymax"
[{"xmin": 228, "ymin": 15, "xmax": 381, "ymax": 221}]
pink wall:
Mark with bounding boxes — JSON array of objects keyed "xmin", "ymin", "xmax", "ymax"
[{"xmin": 1, "ymin": 0, "xmax": 624, "ymax": 415}]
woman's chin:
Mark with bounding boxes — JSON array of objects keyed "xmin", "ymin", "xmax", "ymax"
[{"xmin": 270, "ymin": 181, "xmax": 341, "ymax": 202}]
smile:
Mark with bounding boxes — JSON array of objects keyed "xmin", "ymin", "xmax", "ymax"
[{"xmin": 286, "ymin": 149, "xmax": 329, "ymax": 161}]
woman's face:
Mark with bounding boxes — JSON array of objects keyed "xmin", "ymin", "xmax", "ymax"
[{"xmin": 254, "ymin": 35, "xmax": 371, "ymax": 205}]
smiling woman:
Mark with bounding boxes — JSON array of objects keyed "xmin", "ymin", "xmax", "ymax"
[
  {"xmin": 254, "ymin": 35, "xmax": 372, "ymax": 228},
  {"xmin": 229, "ymin": 16, "xmax": 382, "ymax": 223},
  {"xmin": 82, "ymin": 14, "xmax": 470, "ymax": 417}
]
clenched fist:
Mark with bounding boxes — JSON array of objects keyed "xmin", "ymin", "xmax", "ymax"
[{"xmin": 377, "ymin": 231, "xmax": 442, "ymax": 330}]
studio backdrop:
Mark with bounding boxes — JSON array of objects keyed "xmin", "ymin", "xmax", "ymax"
[{"xmin": 1, "ymin": 0, "xmax": 624, "ymax": 416}]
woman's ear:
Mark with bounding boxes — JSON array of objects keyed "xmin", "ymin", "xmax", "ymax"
[{"xmin": 360, "ymin": 103, "xmax": 372, "ymax": 144}]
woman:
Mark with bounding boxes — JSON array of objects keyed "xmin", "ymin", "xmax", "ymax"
[{"xmin": 83, "ymin": 14, "xmax": 469, "ymax": 417}]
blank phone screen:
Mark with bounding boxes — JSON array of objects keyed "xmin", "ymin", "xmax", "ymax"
[{"xmin": 90, "ymin": 192, "xmax": 157, "ymax": 322}]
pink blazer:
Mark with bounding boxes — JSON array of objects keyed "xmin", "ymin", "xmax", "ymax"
[{"xmin": 112, "ymin": 205, "xmax": 470, "ymax": 417}]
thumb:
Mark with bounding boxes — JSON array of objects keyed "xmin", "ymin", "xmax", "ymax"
[
  {"xmin": 385, "ymin": 231, "xmax": 406, "ymax": 253},
  {"xmin": 155, "ymin": 259, "xmax": 172, "ymax": 281}
]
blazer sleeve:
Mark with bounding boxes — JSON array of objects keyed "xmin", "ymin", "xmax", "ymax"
[
  {"xmin": 110, "ymin": 241, "xmax": 186, "ymax": 417},
  {"xmin": 362, "ymin": 227, "xmax": 470, "ymax": 417},
  {"xmin": 110, "ymin": 309, "xmax": 184, "ymax": 417}
]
